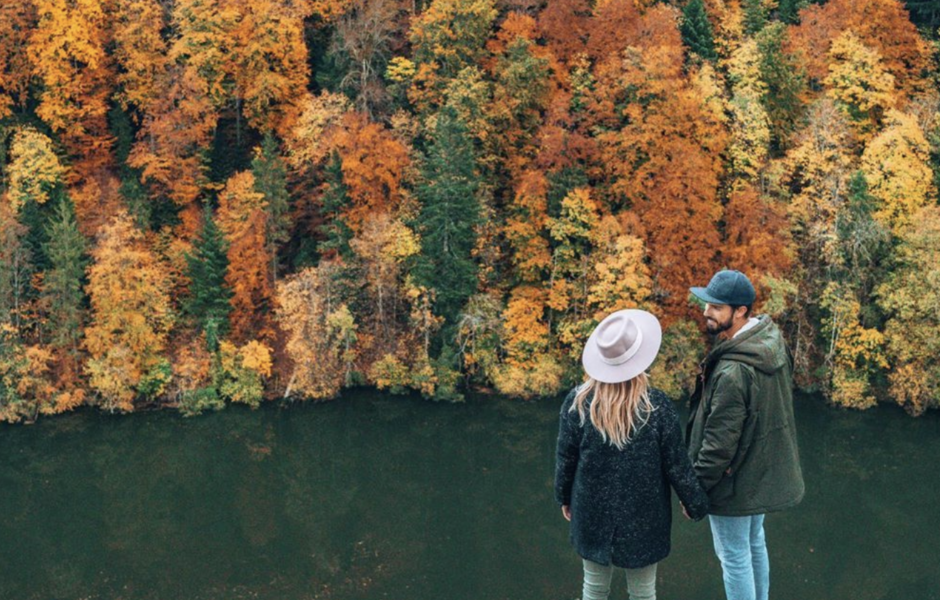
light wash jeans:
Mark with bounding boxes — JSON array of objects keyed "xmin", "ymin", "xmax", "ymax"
[
  {"xmin": 582, "ymin": 558, "xmax": 657, "ymax": 600},
  {"xmin": 709, "ymin": 514, "xmax": 769, "ymax": 600}
]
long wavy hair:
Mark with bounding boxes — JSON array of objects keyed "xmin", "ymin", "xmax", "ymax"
[{"xmin": 570, "ymin": 372, "xmax": 654, "ymax": 450}]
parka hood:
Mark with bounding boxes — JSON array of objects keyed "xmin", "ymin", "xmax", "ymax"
[{"xmin": 709, "ymin": 315, "xmax": 788, "ymax": 375}]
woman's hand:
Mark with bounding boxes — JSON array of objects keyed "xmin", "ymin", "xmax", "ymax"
[{"xmin": 561, "ymin": 505, "xmax": 572, "ymax": 521}]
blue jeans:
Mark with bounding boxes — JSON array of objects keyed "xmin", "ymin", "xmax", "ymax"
[
  {"xmin": 582, "ymin": 558, "xmax": 657, "ymax": 600},
  {"xmin": 709, "ymin": 515, "xmax": 769, "ymax": 600}
]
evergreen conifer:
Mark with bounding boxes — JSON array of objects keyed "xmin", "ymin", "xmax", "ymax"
[
  {"xmin": 412, "ymin": 108, "xmax": 481, "ymax": 327},
  {"xmin": 184, "ymin": 204, "xmax": 232, "ymax": 349},
  {"xmin": 681, "ymin": 0, "xmax": 718, "ymax": 61}
]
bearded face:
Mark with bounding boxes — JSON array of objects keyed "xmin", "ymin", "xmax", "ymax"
[{"xmin": 703, "ymin": 303, "xmax": 736, "ymax": 335}]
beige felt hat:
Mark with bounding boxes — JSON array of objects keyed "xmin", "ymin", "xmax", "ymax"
[{"xmin": 582, "ymin": 309, "xmax": 663, "ymax": 383}]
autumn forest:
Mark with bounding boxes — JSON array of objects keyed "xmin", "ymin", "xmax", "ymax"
[{"xmin": 1, "ymin": 0, "xmax": 939, "ymax": 423}]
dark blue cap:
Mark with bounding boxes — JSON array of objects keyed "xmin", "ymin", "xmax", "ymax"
[{"xmin": 690, "ymin": 270, "xmax": 756, "ymax": 306}]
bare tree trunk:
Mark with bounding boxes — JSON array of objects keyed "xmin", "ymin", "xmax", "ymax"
[{"xmin": 284, "ymin": 368, "xmax": 297, "ymax": 400}]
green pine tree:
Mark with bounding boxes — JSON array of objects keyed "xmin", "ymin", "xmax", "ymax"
[
  {"xmin": 681, "ymin": 0, "xmax": 718, "ymax": 61},
  {"xmin": 41, "ymin": 197, "xmax": 88, "ymax": 351},
  {"xmin": 184, "ymin": 204, "xmax": 232, "ymax": 350},
  {"xmin": 836, "ymin": 172, "xmax": 890, "ymax": 295},
  {"xmin": 777, "ymin": 0, "xmax": 808, "ymax": 24},
  {"xmin": 743, "ymin": 0, "xmax": 768, "ymax": 34},
  {"xmin": 317, "ymin": 151, "xmax": 354, "ymax": 259},
  {"xmin": 251, "ymin": 132, "xmax": 291, "ymax": 282},
  {"xmin": 756, "ymin": 24, "xmax": 807, "ymax": 152},
  {"xmin": 903, "ymin": 0, "xmax": 940, "ymax": 32},
  {"xmin": 412, "ymin": 108, "xmax": 482, "ymax": 327},
  {"xmin": 18, "ymin": 194, "xmax": 55, "ymax": 276}
]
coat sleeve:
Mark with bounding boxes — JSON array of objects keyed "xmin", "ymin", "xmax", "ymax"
[
  {"xmin": 657, "ymin": 394, "xmax": 709, "ymax": 520},
  {"xmin": 554, "ymin": 389, "xmax": 582, "ymax": 506},
  {"xmin": 692, "ymin": 366, "xmax": 747, "ymax": 492}
]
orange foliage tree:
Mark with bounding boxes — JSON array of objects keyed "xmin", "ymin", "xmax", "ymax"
[
  {"xmin": 0, "ymin": 2, "xmax": 35, "ymax": 120},
  {"xmin": 329, "ymin": 112, "xmax": 411, "ymax": 231},
  {"xmin": 113, "ymin": 0, "xmax": 169, "ymax": 121},
  {"xmin": 591, "ymin": 5, "xmax": 728, "ymax": 322},
  {"xmin": 28, "ymin": 0, "xmax": 115, "ymax": 231},
  {"xmin": 504, "ymin": 170, "xmax": 552, "ymax": 284},
  {"xmin": 787, "ymin": 0, "xmax": 930, "ymax": 93},
  {"xmin": 216, "ymin": 171, "xmax": 274, "ymax": 343},
  {"xmin": 228, "ymin": 0, "xmax": 311, "ymax": 138},
  {"xmin": 538, "ymin": 0, "xmax": 591, "ymax": 65},
  {"xmin": 128, "ymin": 66, "xmax": 218, "ymax": 234}
]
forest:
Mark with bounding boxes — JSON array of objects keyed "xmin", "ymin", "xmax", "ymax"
[{"xmin": 1, "ymin": 0, "xmax": 939, "ymax": 423}]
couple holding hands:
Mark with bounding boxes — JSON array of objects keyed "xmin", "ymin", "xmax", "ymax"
[{"xmin": 555, "ymin": 270, "xmax": 805, "ymax": 600}]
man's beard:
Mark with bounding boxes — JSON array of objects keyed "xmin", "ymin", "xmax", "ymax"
[{"xmin": 706, "ymin": 315, "xmax": 734, "ymax": 335}]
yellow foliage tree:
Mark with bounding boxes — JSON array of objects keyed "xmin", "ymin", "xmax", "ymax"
[
  {"xmin": 824, "ymin": 30, "xmax": 897, "ymax": 141},
  {"xmin": 284, "ymin": 91, "xmax": 351, "ymax": 171},
  {"xmin": 84, "ymin": 212, "xmax": 174, "ymax": 412},
  {"xmin": 548, "ymin": 187, "xmax": 599, "ymax": 313},
  {"xmin": 349, "ymin": 213, "xmax": 420, "ymax": 353},
  {"xmin": 276, "ymin": 262, "xmax": 356, "ymax": 400},
  {"xmin": 168, "ymin": 0, "xmax": 238, "ymax": 109},
  {"xmin": 5, "ymin": 128, "xmax": 66, "ymax": 213},
  {"xmin": 585, "ymin": 217, "xmax": 653, "ymax": 320},
  {"xmin": 408, "ymin": 0, "xmax": 498, "ymax": 111},
  {"xmin": 860, "ymin": 109, "xmax": 935, "ymax": 234},
  {"xmin": 218, "ymin": 339, "xmax": 273, "ymax": 408},
  {"xmin": 878, "ymin": 206, "xmax": 940, "ymax": 416},
  {"xmin": 727, "ymin": 39, "xmax": 770, "ymax": 180},
  {"xmin": 821, "ymin": 282, "xmax": 887, "ymax": 410},
  {"xmin": 784, "ymin": 99, "xmax": 854, "ymax": 264},
  {"xmin": 492, "ymin": 286, "xmax": 564, "ymax": 399}
]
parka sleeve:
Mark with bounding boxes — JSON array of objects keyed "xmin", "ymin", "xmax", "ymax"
[
  {"xmin": 554, "ymin": 389, "xmax": 582, "ymax": 507},
  {"xmin": 692, "ymin": 366, "xmax": 747, "ymax": 491},
  {"xmin": 657, "ymin": 393, "xmax": 709, "ymax": 520}
]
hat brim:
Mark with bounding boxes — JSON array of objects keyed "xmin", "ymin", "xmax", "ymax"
[
  {"xmin": 690, "ymin": 287, "xmax": 728, "ymax": 306},
  {"xmin": 582, "ymin": 309, "xmax": 663, "ymax": 384}
]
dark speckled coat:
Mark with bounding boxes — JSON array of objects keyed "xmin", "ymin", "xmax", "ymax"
[{"xmin": 554, "ymin": 388, "xmax": 709, "ymax": 569}]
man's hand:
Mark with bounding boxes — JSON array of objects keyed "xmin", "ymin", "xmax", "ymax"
[
  {"xmin": 562, "ymin": 505, "xmax": 572, "ymax": 521},
  {"xmin": 681, "ymin": 503, "xmax": 691, "ymax": 520}
]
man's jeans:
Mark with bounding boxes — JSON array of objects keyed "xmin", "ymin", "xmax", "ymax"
[
  {"xmin": 709, "ymin": 514, "xmax": 769, "ymax": 600},
  {"xmin": 582, "ymin": 558, "xmax": 657, "ymax": 600}
]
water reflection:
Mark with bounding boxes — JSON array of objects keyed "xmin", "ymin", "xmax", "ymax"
[{"xmin": 0, "ymin": 392, "xmax": 938, "ymax": 599}]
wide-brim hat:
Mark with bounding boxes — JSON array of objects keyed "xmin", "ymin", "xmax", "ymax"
[{"xmin": 582, "ymin": 309, "xmax": 663, "ymax": 384}]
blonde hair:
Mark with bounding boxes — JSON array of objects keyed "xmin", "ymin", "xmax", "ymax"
[{"xmin": 570, "ymin": 372, "xmax": 654, "ymax": 449}]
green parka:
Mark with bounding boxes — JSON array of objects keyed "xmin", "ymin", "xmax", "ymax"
[{"xmin": 686, "ymin": 315, "xmax": 805, "ymax": 516}]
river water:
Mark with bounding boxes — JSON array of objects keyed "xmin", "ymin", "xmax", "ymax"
[{"xmin": 1, "ymin": 391, "xmax": 938, "ymax": 600}]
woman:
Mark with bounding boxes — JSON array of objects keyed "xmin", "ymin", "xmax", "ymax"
[{"xmin": 555, "ymin": 309, "xmax": 709, "ymax": 600}]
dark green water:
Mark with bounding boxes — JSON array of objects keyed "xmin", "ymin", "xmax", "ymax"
[{"xmin": 1, "ymin": 391, "xmax": 938, "ymax": 600}]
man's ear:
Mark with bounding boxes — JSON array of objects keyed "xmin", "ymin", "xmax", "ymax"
[{"xmin": 734, "ymin": 305, "xmax": 749, "ymax": 321}]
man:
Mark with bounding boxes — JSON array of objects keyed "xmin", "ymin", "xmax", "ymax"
[{"xmin": 686, "ymin": 270, "xmax": 804, "ymax": 600}]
